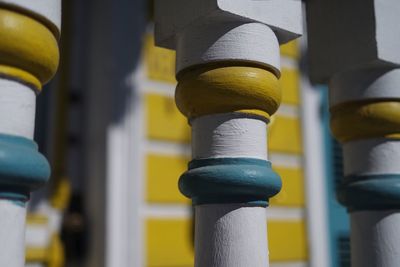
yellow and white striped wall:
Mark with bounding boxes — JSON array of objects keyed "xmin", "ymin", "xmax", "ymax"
[
  {"xmin": 25, "ymin": 214, "xmax": 64, "ymax": 267},
  {"xmin": 24, "ymin": 177, "xmax": 71, "ymax": 267},
  {"xmin": 127, "ymin": 30, "xmax": 308, "ymax": 267}
]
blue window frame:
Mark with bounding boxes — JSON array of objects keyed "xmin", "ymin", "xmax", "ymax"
[{"xmin": 321, "ymin": 88, "xmax": 350, "ymax": 267}]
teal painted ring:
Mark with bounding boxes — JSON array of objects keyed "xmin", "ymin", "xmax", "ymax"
[
  {"xmin": 0, "ymin": 134, "xmax": 50, "ymax": 201},
  {"xmin": 179, "ymin": 158, "xmax": 282, "ymax": 207},
  {"xmin": 338, "ymin": 174, "xmax": 400, "ymax": 211}
]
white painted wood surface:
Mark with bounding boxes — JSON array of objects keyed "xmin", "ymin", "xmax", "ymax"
[
  {"xmin": 25, "ymin": 220, "xmax": 49, "ymax": 248},
  {"xmin": 177, "ymin": 22, "xmax": 281, "ymax": 74},
  {"xmin": 0, "ymin": 79, "xmax": 36, "ymax": 139},
  {"xmin": 330, "ymin": 68, "xmax": 400, "ymax": 106},
  {"xmin": 192, "ymin": 112, "xmax": 270, "ymax": 266},
  {"xmin": 155, "ymin": 0, "xmax": 302, "ymax": 50},
  {"xmin": 306, "ymin": 0, "xmax": 400, "ymax": 83},
  {"xmin": 351, "ymin": 211, "xmax": 400, "ymax": 267},
  {"xmin": 0, "ymin": 200, "xmax": 27, "ymax": 267},
  {"xmin": 195, "ymin": 204, "xmax": 268, "ymax": 267},
  {"xmin": 106, "ymin": 60, "xmax": 146, "ymax": 267},
  {"xmin": 343, "ymin": 139, "xmax": 400, "ymax": 176},
  {"xmin": 300, "ymin": 71, "xmax": 330, "ymax": 267},
  {"xmin": 216, "ymin": 0, "xmax": 302, "ymax": 42},
  {"xmin": 192, "ymin": 113, "xmax": 268, "ymax": 160}
]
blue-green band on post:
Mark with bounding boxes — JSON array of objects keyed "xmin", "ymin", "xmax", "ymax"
[
  {"xmin": 338, "ymin": 174, "xmax": 400, "ymax": 211},
  {"xmin": 0, "ymin": 133, "xmax": 50, "ymax": 201},
  {"xmin": 179, "ymin": 158, "xmax": 282, "ymax": 207}
]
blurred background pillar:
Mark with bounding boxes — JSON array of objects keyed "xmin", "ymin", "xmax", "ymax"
[
  {"xmin": 154, "ymin": 1, "xmax": 302, "ymax": 266},
  {"xmin": 307, "ymin": 1, "xmax": 400, "ymax": 266},
  {"xmin": 0, "ymin": 1, "xmax": 60, "ymax": 266}
]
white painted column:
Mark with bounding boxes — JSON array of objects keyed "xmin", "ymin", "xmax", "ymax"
[
  {"xmin": 0, "ymin": 80, "xmax": 36, "ymax": 138},
  {"xmin": 0, "ymin": 200, "xmax": 27, "ymax": 267},
  {"xmin": 306, "ymin": 1, "xmax": 400, "ymax": 266},
  {"xmin": 0, "ymin": 1, "xmax": 61, "ymax": 266},
  {"xmin": 192, "ymin": 114, "xmax": 270, "ymax": 267},
  {"xmin": 195, "ymin": 204, "xmax": 268, "ymax": 267},
  {"xmin": 332, "ymin": 72, "xmax": 400, "ymax": 267},
  {"xmin": 341, "ymin": 136, "xmax": 400, "ymax": 266},
  {"xmin": 191, "ymin": 114, "xmax": 268, "ymax": 160},
  {"xmin": 351, "ymin": 211, "xmax": 400, "ymax": 266},
  {"xmin": 0, "ymin": 80, "xmax": 34, "ymax": 267},
  {"xmin": 155, "ymin": 1, "xmax": 302, "ymax": 266},
  {"xmin": 300, "ymin": 71, "xmax": 330, "ymax": 267}
]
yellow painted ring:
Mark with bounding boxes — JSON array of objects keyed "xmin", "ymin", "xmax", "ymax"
[
  {"xmin": 176, "ymin": 65, "xmax": 281, "ymax": 119},
  {"xmin": 331, "ymin": 101, "xmax": 400, "ymax": 142},
  {"xmin": 0, "ymin": 8, "xmax": 59, "ymax": 90},
  {"xmin": 0, "ymin": 64, "xmax": 41, "ymax": 89},
  {"xmin": 48, "ymin": 234, "xmax": 65, "ymax": 267}
]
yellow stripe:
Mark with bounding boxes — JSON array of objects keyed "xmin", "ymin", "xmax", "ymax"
[
  {"xmin": 331, "ymin": 101, "xmax": 400, "ymax": 142},
  {"xmin": 146, "ymin": 93, "xmax": 191, "ymax": 143},
  {"xmin": 270, "ymin": 167, "xmax": 305, "ymax": 206},
  {"xmin": 144, "ymin": 35, "xmax": 176, "ymax": 84},
  {"xmin": 269, "ymin": 115, "xmax": 303, "ymax": 154},
  {"xmin": 280, "ymin": 68, "xmax": 300, "ymax": 105},
  {"xmin": 25, "ymin": 234, "xmax": 64, "ymax": 266},
  {"xmin": 26, "ymin": 247, "xmax": 48, "ymax": 262},
  {"xmin": 50, "ymin": 176, "xmax": 72, "ymax": 210},
  {"xmin": 236, "ymin": 109, "xmax": 271, "ymax": 121},
  {"xmin": 146, "ymin": 154, "xmax": 190, "ymax": 204},
  {"xmin": 176, "ymin": 65, "xmax": 281, "ymax": 120},
  {"xmin": 280, "ymin": 41, "xmax": 299, "ymax": 59},
  {"xmin": 26, "ymin": 213, "xmax": 49, "ymax": 225},
  {"xmin": 0, "ymin": 64, "xmax": 41, "ymax": 90},
  {"xmin": 48, "ymin": 234, "xmax": 65, "ymax": 267},
  {"xmin": 146, "ymin": 218, "xmax": 307, "ymax": 265},
  {"xmin": 0, "ymin": 8, "xmax": 59, "ymax": 89},
  {"xmin": 147, "ymin": 219, "xmax": 194, "ymax": 267},
  {"xmin": 268, "ymin": 220, "xmax": 308, "ymax": 261}
]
